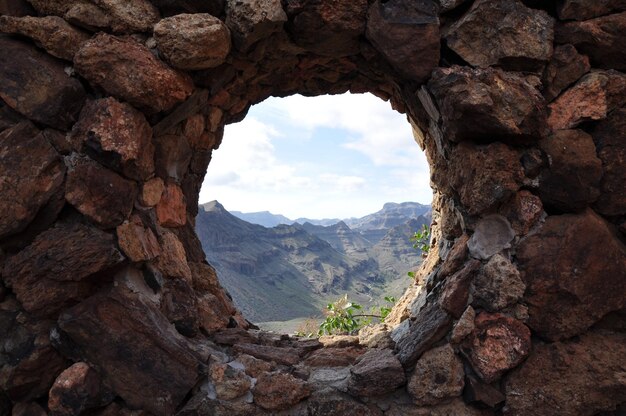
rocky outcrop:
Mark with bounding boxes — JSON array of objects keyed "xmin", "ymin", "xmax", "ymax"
[{"xmin": 1, "ymin": 0, "xmax": 625, "ymax": 414}]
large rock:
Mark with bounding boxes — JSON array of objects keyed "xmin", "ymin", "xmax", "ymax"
[
  {"xmin": 226, "ymin": 0, "xmax": 287, "ymax": 51},
  {"xmin": 74, "ymin": 34, "xmax": 194, "ymax": 113},
  {"xmin": 471, "ymin": 254, "xmax": 525, "ymax": 311},
  {"xmin": 0, "ymin": 16, "xmax": 90, "ymax": 61},
  {"xmin": 387, "ymin": 398, "xmax": 490, "ymax": 416},
  {"xmin": 57, "ymin": 285, "xmax": 205, "ymax": 416},
  {"xmin": 0, "ymin": 122, "xmax": 65, "ymax": 240},
  {"xmin": 555, "ymin": 12, "xmax": 626, "ymax": 70},
  {"xmin": 253, "ymin": 371, "xmax": 310, "ymax": 411},
  {"xmin": 154, "ymin": 134, "xmax": 192, "ymax": 181},
  {"xmin": 347, "ymin": 349, "xmax": 406, "ymax": 396},
  {"xmin": 47, "ymin": 362, "xmax": 102, "ymax": 416},
  {"xmin": 285, "ymin": 0, "xmax": 367, "ymax": 57},
  {"xmin": 542, "ymin": 44, "xmax": 590, "ymax": 102},
  {"xmin": 449, "ymin": 142, "xmax": 524, "ymax": 216},
  {"xmin": 115, "ymin": 216, "xmax": 160, "ymax": 262},
  {"xmin": 366, "ymin": 0, "xmax": 439, "ymax": 82},
  {"xmin": 593, "ymin": 108, "xmax": 626, "ymax": 215},
  {"xmin": 70, "ymin": 97, "xmax": 154, "ymax": 181},
  {"xmin": 407, "ymin": 344, "xmax": 464, "ymax": 406},
  {"xmin": 233, "ymin": 343, "xmax": 301, "ymax": 366},
  {"xmin": 516, "ymin": 210, "xmax": 626, "ymax": 340},
  {"xmin": 27, "ymin": 0, "xmax": 160, "ymax": 34},
  {"xmin": 440, "ymin": 260, "xmax": 481, "ymax": 318},
  {"xmin": 428, "ymin": 66, "xmax": 549, "ymax": 144},
  {"xmin": 2, "ymin": 222, "xmax": 124, "ymax": 317},
  {"xmin": 504, "ymin": 331, "xmax": 626, "ymax": 416},
  {"xmin": 557, "ymin": 0, "xmax": 626, "ymax": 20},
  {"xmin": 461, "ymin": 313, "xmax": 531, "ymax": 383},
  {"xmin": 0, "ymin": 37, "xmax": 86, "ymax": 129},
  {"xmin": 154, "ymin": 14, "xmax": 231, "ymax": 70},
  {"xmin": 538, "ymin": 129, "xmax": 602, "ymax": 212},
  {"xmin": 501, "ymin": 190, "xmax": 543, "ymax": 236},
  {"xmin": 65, "ymin": 155, "xmax": 137, "ymax": 229},
  {"xmin": 547, "ymin": 70, "xmax": 626, "ymax": 130},
  {"xmin": 445, "ymin": 0, "xmax": 554, "ymax": 72},
  {"xmin": 160, "ymin": 278, "xmax": 199, "ymax": 337},
  {"xmin": 156, "ymin": 183, "xmax": 187, "ymax": 227}
]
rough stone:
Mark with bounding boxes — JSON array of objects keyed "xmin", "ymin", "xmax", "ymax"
[
  {"xmin": 304, "ymin": 347, "xmax": 364, "ymax": 367},
  {"xmin": 65, "ymin": 155, "xmax": 137, "ymax": 229},
  {"xmin": 366, "ymin": 0, "xmax": 440, "ymax": 82},
  {"xmin": 462, "ymin": 313, "xmax": 531, "ymax": 383},
  {"xmin": 307, "ymin": 391, "xmax": 382, "ymax": 416},
  {"xmin": 358, "ymin": 324, "xmax": 395, "ymax": 349},
  {"xmin": 555, "ymin": 12, "xmax": 626, "ymax": 70},
  {"xmin": 234, "ymin": 343, "xmax": 301, "ymax": 366},
  {"xmin": 156, "ymin": 183, "xmax": 187, "ymax": 227},
  {"xmin": 27, "ymin": 0, "xmax": 160, "ymax": 34},
  {"xmin": 0, "ymin": 16, "xmax": 90, "ymax": 61},
  {"xmin": 236, "ymin": 354, "xmax": 273, "ymax": 378},
  {"xmin": 11, "ymin": 402, "xmax": 47, "ymax": 416},
  {"xmin": 592, "ymin": 108, "xmax": 626, "ymax": 215},
  {"xmin": 197, "ymin": 292, "xmax": 231, "ymax": 334},
  {"xmin": 209, "ymin": 362, "xmax": 252, "ymax": 400},
  {"xmin": 226, "ymin": 0, "xmax": 287, "ymax": 51},
  {"xmin": 386, "ymin": 398, "xmax": 490, "ymax": 416},
  {"xmin": 154, "ymin": 135, "xmax": 192, "ymax": 182},
  {"xmin": 3, "ymin": 222, "xmax": 124, "ymax": 317},
  {"xmin": 504, "ymin": 330, "xmax": 626, "ymax": 416},
  {"xmin": 467, "ymin": 215, "xmax": 515, "ymax": 260},
  {"xmin": 74, "ymin": 33, "xmax": 194, "ymax": 113},
  {"xmin": 0, "ymin": 122, "xmax": 65, "ymax": 240},
  {"xmin": 428, "ymin": 66, "xmax": 549, "ymax": 144},
  {"xmin": 253, "ymin": 371, "xmax": 310, "ymax": 411},
  {"xmin": 160, "ymin": 278, "xmax": 198, "ymax": 337},
  {"xmin": 446, "ymin": 0, "xmax": 554, "ymax": 72},
  {"xmin": 472, "ymin": 254, "xmax": 525, "ymax": 312},
  {"xmin": 285, "ymin": 0, "xmax": 367, "ymax": 57},
  {"xmin": 347, "ymin": 349, "xmax": 405, "ymax": 396},
  {"xmin": 538, "ymin": 129, "xmax": 602, "ymax": 212},
  {"xmin": 557, "ymin": 0, "xmax": 626, "ymax": 21},
  {"xmin": 0, "ymin": 37, "xmax": 86, "ymax": 129},
  {"xmin": 451, "ymin": 306, "xmax": 475, "ymax": 344},
  {"xmin": 464, "ymin": 375, "xmax": 505, "ymax": 408},
  {"xmin": 139, "ymin": 177, "xmax": 165, "ymax": 207},
  {"xmin": 70, "ymin": 97, "xmax": 154, "ymax": 181},
  {"xmin": 547, "ymin": 70, "xmax": 626, "ymax": 130},
  {"xmin": 407, "ymin": 344, "xmax": 464, "ymax": 406},
  {"xmin": 47, "ymin": 362, "xmax": 101, "ymax": 416},
  {"xmin": 542, "ymin": 44, "xmax": 591, "ymax": 102},
  {"xmin": 395, "ymin": 302, "xmax": 452, "ymax": 368},
  {"xmin": 154, "ymin": 14, "xmax": 231, "ymax": 70},
  {"xmin": 516, "ymin": 209, "xmax": 626, "ymax": 340},
  {"xmin": 0, "ymin": 0, "xmax": 34, "ymax": 16},
  {"xmin": 57, "ymin": 285, "xmax": 205, "ymax": 416},
  {"xmin": 438, "ymin": 234, "xmax": 469, "ymax": 279},
  {"xmin": 501, "ymin": 190, "xmax": 543, "ymax": 236},
  {"xmin": 116, "ymin": 217, "xmax": 160, "ymax": 262},
  {"xmin": 318, "ymin": 335, "xmax": 359, "ymax": 348},
  {"xmin": 440, "ymin": 260, "xmax": 481, "ymax": 318},
  {"xmin": 155, "ymin": 231, "xmax": 192, "ymax": 281}
]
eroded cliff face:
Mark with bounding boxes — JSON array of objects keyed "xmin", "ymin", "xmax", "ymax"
[{"xmin": 0, "ymin": 0, "xmax": 625, "ymax": 415}]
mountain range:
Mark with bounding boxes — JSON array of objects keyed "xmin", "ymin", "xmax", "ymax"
[{"xmin": 195, "ymin": 201, "xmax": 431, "ymax": 323}]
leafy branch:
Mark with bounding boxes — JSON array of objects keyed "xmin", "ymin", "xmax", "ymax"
[{"xmin": 317, "ymin": 294, "xmax": 396, "ymax": 336}]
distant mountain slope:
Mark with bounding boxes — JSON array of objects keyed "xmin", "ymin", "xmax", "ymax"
[{"xmin": 227, "ymin": 209, "xmax": 293, "ymax": 227}]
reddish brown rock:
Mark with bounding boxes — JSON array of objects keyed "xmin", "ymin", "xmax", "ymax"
[
  {"xmin": 307, "ymin": 392, "xmax": 382, "ymax": 416},
  {"xmin": 27, "ymin": 0, "xmax": 160, "ymax": 34},
  {"xmin": 464, "ymin": 375, "xmax": 505, "ymax": 408},
  {"xmin": 160, "ymin": 278, "xmax": 198, "ymax": 337},
  {"xmin": 408, "ymin": 344, "xmax": 464, "ymax": 406},
  {"xmin": 154, "ymin": 14, "xmax": 231, "ymax": 70},
  {"xmin": 516, "ymin": 210, "xmax": 626, "ymax": 340},
  {"xmin": 387, "ymin": 399, "xmax": 490, "ymax": 416},
  {"xmin": 190, "ymin": 262, "xmax": 239, "ymax": 317},
  {"xmin": 538, "ymin": 129, "xmax": 602, "ymax": 212},
  {"xmin": 548, "ymin": 70, "xmax": 626, "ymax": 130},
  {"xmin": 462, "ymin": 313, "xmax": 531, "ymax": 383},
  {"xmin": 11, "ymin": 402, "xmax": 47, "ymax": 416},
  {"xmin": 440, "ymin": 260, "xmax": 480, "ymax": 318},
  {"xmin": 234, "ymin": 343, "xmax": 301, "ymax": 366},
  {"xmin": 0, "ymin": 122, "xmax": 65, "ymax": 240},
  {"xmin": 154, "ymin": 135, "xmax": 192, "ymax": 181},
  {"xmin": 348, "ymin": 349, "xmax": 406, "ymax": 396},
  {"xmin": 451, "ymin": 306, "xmax": 475, "ymax": 344},
  {"xmin": 0, "ymin": 16, "xmax": 90, "ymax": 61},
  {"xmin": 197, "ymin": 293, "xmax": 231, "ymax": 333},
  {"xmin": 235, "ymin": 354, "xmax": 274, "ymax": 378},
  {"xmin": 504, "ymin": 331, "xmax": 626, "ymax": 416},
  {"xmin": 438, "ymin": 234, "xmax": 469, "ymax": 279},
  {"xmin": 542, "ymin": 44, "xmax": 591, "ymax": 102},
  {"xmin": 303, "ymin": 347, "xmax": 364, "ymax": 367},
  {"xmin": 155, "ymin": 231, "xmax": 192, "ymax": 281},
  {"xmin": 209, "ymin": 362, "xmax": 252, "ymax": 400},
  {"xmin": 139, "ymin": 177, "xmax": 165, "ymax": 207},
  {"xmin": 70, "ymin": 97, "xmax": 154, "ymax": 181},
  {"xmin": 74, "ymin": 34, "xmax": 194, "ymax": 113},
  {"xmin": 558, "ymin": 0, "xmax": 626, "ymax": 20},
  {"xmin": 366, "ymin": 0, "xmax": 439, "ymax": 82},
  {"xmin": 226, "ymin": 0, "xmax": 287, "ymax": 51},
  {"xmin": 116, "ymin": 218, "xmax": 160, "ymax": 262},
  {"xmin": 183, "ymin": 114, "xmax": 205, "ymax": 141},
  {"xmin": 253, "ymin": 371, "xmax": 310, "ymax": 411},
  {"xmin": 285, "ymin": 0, "xmax": 367, "ymax": 57},
  {"xmin": 449, "ymin": 142, "xmax": 524, "ymax": 216},
  {"xmin": 555, "ymin": 12, "xmax": 626, "ymax": 70},
  {"xmin": 501, "ymin": 190, "xmax": 543, "ymax": 235},
  {"xmin": 48, "ymin": 362, "xmax": 101, "ymax": 416},
  {"xmin": 471, "ymin": 254, "xmax": 525, "ymax": 312},
  {"xmin": 3, "ymin": 222, "xmax": 124, "ymax": 317},
  {"xmin": 65, "ymin": 155, "xmax": 137, "ymax": 229},
  {"xmin": 592, "ymin": 108, "xmax": 626, "ymax": 215},
  {"xmin": 57, "ymin": 285, "xmax": 205, "ymax": 416},
  {"xmin": 156, "ymin": 184, "xmax": 187, "ymax": 227},
  {"xmin": 445, "ymin": 0, "xmax": 554, "ymax": 72},
  {"xmin": 0, "ymin": 0, "xmax": 34, "ymax": 16},
  {"xmin": 0, "ymin": 37, "xmax": 86, "ymax": 129}
]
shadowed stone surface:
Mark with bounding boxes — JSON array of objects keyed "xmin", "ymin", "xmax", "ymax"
[
  {"xmin": 407, "ymin": 344, "xmax": 464, "ymax": 406},
  {"xmin": 347, "ymin": 348, "xmax": 405, "ymax": 396}
]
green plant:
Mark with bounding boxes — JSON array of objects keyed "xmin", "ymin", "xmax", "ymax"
[
  {"xmin": 318, "ymin": 294, "xmax": 396, "ymax": 336},
  {"xmin": 410, "ymin": 224, "xmax": 431, "ymax": 255},
  {"xmin": 294, "ymin": 317, "xmax": 321, "ymax": 338}
]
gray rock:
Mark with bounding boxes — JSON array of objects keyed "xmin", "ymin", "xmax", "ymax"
[
  {"xmin": 347, "ymin": 349, "xmax": 406, "ymax": 396},
  {"xmin": 467, "ymin": 215, "xmax": 515, "ymax": 260},
  {"xmin": 471, "ymin": 254, "xmax": 525, "ymax": 311},
  {"xmin": 407, "ymin": 344, "xmax": 465, "ymax": 406},
  {"xmin": 226, "ymin": 0, "xmax": 287, "ymax": 51}
]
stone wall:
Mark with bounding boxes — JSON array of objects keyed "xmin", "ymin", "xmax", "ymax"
[{"xmin": 0, "ymin": 0, "xmax": 625, "ymax": 415}]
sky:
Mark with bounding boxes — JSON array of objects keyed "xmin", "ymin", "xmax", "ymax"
[{"xmin": 198, "ymin": 93, "xmax": 432, "ymax": 220}]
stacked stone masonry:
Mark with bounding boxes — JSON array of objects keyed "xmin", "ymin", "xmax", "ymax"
[{"xmin": 0, "ymin": 0, "xmax": 625, "ymax": 415}]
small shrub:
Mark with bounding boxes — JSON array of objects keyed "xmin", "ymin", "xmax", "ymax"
[{"xmin": 318, "ymin": 294, "xmax": 396, "ymax": 336}]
